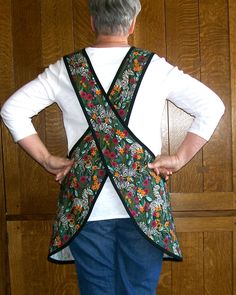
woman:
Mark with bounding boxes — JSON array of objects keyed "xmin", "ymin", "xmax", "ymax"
[{"xmin": 1, "ymin": 0, "xmax": 225, "ymax": 294}]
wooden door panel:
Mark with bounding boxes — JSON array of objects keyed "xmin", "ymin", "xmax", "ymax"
[
  {"xmin": 0, "ymin": 0, "xmax": 15, "ymax": 294},
  {"xmin": 7, "ymin": 218, "xmax": 235, "ymax": 295},
  {"xmin": 165, "ymin": 0, "xmax": 203, "ymax": 193},
  {"xmin": 171, "ymin": 232, "xmax": 204, "ymax": 295},
  {"xmin": 73, "ymin": 0, "xmax": 95, "ymax": 49},
  {"xmin": 134, "ymin": 0, "xmax": 166, "ymax": 56},
  {"xmin": 7, "ymin": 221, "xmax": 79, "ymax": 295},
  {"xmin": 199, "ymin": 0, "xmax": 232, "ymax": 192},
  {"xmin": 204, "ymin": 232, "xmax": 233, "ymax": 295}
]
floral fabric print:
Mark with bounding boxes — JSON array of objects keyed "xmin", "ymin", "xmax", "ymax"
[{"xmin": 48, "ymin": 47, "xmax": 182, "ymax": 262}]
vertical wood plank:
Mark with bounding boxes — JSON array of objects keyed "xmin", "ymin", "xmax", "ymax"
[
  {"xmin": 41, "ymin": 0, "xmax": 74, "ymax": 67},
  {"xmin": 73, "ymin": 0, "xmax": 95, "ymax": 49},
  {"xmin": 1, "ymin": 0, "xmax": 22, "ymax": 216},
  {"xmin": 229, "ymin": 0, "xmax": 236, "ymax": 193},
  {"xmin": 172, "ymin": 232, "xmax": 204, "ymax": 295},
  {"xmin": 233, "ymin": 220, "xmax": 236, "ymax": 295},
  {"xmin": 134, "ymin": 0, "xmax": 170, "ymax": 164},
  {"xmin": 0, "ymin": 125, "xmax": 8, "ymax": 295},
  {"xmin": 134, "ymin": 0, "xmax": 166, "ymax": 56},
  {"xmin": 5, "ymin": 0, "xmax": 50, "ymax": 215},
  {"xmin": 165, "ymin": 0, "xmax": 203, "ymax": 193},
  {"xmin": 199, "ymin": 0, "xmax": 232, "ymax": 192},
  {"xmin": 0, "ymin": 1, "xmax": 14, "ymax": 293},
  {"xmin": 229, "ymin": 1, "xmax": 236, "ymax": 292},
  {"xmin": 8, "ymin": 221, "xmax": 79, "ymax": 295},
  {"xmin": 204, "ymin": 232, "xmax": 233, "ymax": 295},
  {"xmin": 0, "ymin": 0, "xmax": 14, "ymax": 105},
  {"xmin": 41, "ymin": 0, "xmax": 74, "ymax": 212}
]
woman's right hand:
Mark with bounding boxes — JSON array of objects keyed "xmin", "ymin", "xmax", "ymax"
[{"xmin": 43, "ymin": 155, "xmax": 74, "ymax": 183}]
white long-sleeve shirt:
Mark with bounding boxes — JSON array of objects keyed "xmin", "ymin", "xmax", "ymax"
[{"xmin": 1, "ymin": 47, "xmax": 225, "ymax": 221}]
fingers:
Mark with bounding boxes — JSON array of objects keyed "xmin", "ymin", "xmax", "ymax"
[
  {"xmin": 55, "ymin": 158, "xmax": 74, "ymax": 183},
  {"xmin": 148, "ymin": 155, "xmax": 173, "ymax": 180}
]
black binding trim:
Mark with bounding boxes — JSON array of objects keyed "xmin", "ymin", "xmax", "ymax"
[{"xmin": 56, "ymin": 48, "xmax": 182, "ymax": 262}]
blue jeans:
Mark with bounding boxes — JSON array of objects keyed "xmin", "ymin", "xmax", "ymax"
[{"xmin": 69, "ymin": 218, "xmax": 163, "ymax": 295}]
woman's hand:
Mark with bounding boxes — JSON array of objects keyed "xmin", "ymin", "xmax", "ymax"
[
  {"xmin": 43, "ymin": 155, "xmax": 74, "ymax": 183},
  {"xmin": 148, "ymin": 132, "xmax": 207, "ymax": 180},
  {"xmin": 148, "ymin": 154, "xmax": 182, "ymax": 180}
]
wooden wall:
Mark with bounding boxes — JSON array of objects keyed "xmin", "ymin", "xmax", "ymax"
[{"xmin": 0, "ymin": 0, "xmax": 235, "ymax": 294}]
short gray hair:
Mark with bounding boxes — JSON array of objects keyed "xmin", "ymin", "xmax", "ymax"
[{"xmin": 88, "ymin": 0, "xmax": 141, "ymax": 36}]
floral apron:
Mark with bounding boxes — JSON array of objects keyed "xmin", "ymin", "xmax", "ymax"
[{"xmin": 48, "ymin": 47, "xmax": 182, "ymax": 263}]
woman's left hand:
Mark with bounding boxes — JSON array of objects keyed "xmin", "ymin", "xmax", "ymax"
[{"xmin": 148, "ymin": 154, "xmax": 182, "ymax": 180}]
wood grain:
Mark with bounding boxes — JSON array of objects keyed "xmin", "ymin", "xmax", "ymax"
[
  {"xmin": 0, "ymin": 1, "xmax": 14, "ymax": 293},
  {"xmin": 171, "ymin": 192, "xmax": 235, "ymax": 211},
  {"xmin": 233, "ymin": 220, "xmax": 236, "ymax": 295},
  {"xmin": 5, "ymin": 0, "xmax": 49, "ymax": 215},
  {"xmin": 199, "ymin": 0, "xmax": 232, "ymax": 192},
  {"xmin": 228, "ymin": 2, "xmax": 236, "ymax": 294},
  {"xmin": 41, "ymin": 0, "xmax": 74, "ymax": 213},
  {"xmin": 165, "ymin": 0, "xmax": 203, "ymax": 193},
  {"xmin": 0, "ymin": 0, "xmax": 14, "ymax": 105},
  {"xmin": 204, "ymin": 232, "xmax": 233, "ymax": 294},
  {"xmin": 0, "ymin": 124, "xmax": 9, "ymax": 295},
  {"xmin": 134, "ymin": 0, "xmax": 166, "ymax": 56},
  {"xmin": 73, "ymin": 0, "xmax": 95, "ymax": 49},
  {"xmin": 1, "ymin": 0, "xmax": 22, "ymax": 217},
  {"xmin": 229, "ymin": 0, "xmax": 236, "ymax": 195},
  {"xmin": 7, "ymin": 221, "xmax": 79, "ymax": 295},
  {"xmin": 172, "ymin": 232, "xmax": 204, "ymax": 295},
  {"xmin": 41, "ymin": 0, "xmax": 74, "ymax": 67},
  {"xmin": 175, "ymin": 216, "xmax": 235, "ymax": 232}
]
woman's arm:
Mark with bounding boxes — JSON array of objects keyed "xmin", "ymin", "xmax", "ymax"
[
  {"xmin": 148, "ymin": 60, "xmax": 225, "ymax": 179},
  {"xmin": 18, "ymin": 134, "xmax": 74, "ymax": 182}
]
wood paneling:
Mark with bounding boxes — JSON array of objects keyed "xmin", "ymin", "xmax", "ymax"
[
  {"xmin": 0, "ymin": 0, "xmax": 235, "ymax": 294},
  {"xmin": 0, "ymin": 0, "xmax": 14, "ymax": 294},
  {"xmin": 0, "ymin": 125, "xmax": 9, "ymax": 295},
  {"xmin": 41, "ymin": 0, "xmax": 74, "ymax": 213},
  {"xmin": 134, "ymin": 0, "xmax": 166, "ymax": 56},
  {"xmin": 199, "ymin": 0, "xmax": 232, "ymax": 192},
  {"xmin": 229, "ymin": 2, "xmax": 236, "ymax": 293},
  {"xmin": 41, "ymin": 0, "xmax": 74, "ymax": 67},
  {"xmin": 171, "ymin": 192, "xmax": 235, "ymax": 211},
  {"xmin": 7, "ymin": 221, "xmax": 78, "ymax": 295},
  {"xmin": 7, "ymin": 219, "xmax": 235, "ymax": 295},
  {"xmin": 204, "ymin": 232, "xmax": 233, "ymax": 294},
  {"xmin": 4, "ymin": 0, "xmax": 48, "ymax": 216},
  {"xmin": 229, "ymin": 0, "xmax": 236, "ymax": 192},
  {"xmin": 73, "ymin": 0, "xmax": 95, "ymax": 49},
  {"xmin": 172, "ymin": 232, "xmax": 204, "ymax": 295},
  {"xmin": 165, "ymin": 0, "xmax": 203, "ymax": 193}
]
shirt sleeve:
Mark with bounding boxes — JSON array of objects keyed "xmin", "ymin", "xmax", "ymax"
[
  {"xmin": 0, "ymin": 58, "xmax": 63, "ymax": 142},
  {"xmin": 164, "ymin": 63, "xmax": 225, "ymax": 141}
]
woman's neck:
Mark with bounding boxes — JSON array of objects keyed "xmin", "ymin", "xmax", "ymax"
[{"xmin": 92, "ymin": 34, "xmax": 129, "ymax": 47}]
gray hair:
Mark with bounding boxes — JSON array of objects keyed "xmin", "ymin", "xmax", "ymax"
[{"xmin": 88, "ymin": 0, "xmax": 141, "ymax": 36}]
